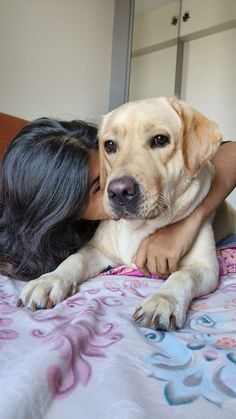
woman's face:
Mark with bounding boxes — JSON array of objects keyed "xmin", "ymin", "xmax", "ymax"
[{"xmin": 83, "ymin": 150, "xmax": 110, "ymax": 220}]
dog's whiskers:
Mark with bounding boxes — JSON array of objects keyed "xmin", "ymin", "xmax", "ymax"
[{"xmin": 156, "ymin": 193, "xmax": 172, "ymax": 219}]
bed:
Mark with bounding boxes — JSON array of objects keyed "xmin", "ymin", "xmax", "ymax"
[
  {"xmin": 0, "ymin": 236, "xmax": 236, "ymax": 419},
  {"xmin": 1, "ymin": 115, "xmax": 236, "ymax": 418}
]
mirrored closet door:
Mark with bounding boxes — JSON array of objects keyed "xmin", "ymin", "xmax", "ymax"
[{"xmin": 129, "ymin": 0, "xmax": 181, "ymax": 100}]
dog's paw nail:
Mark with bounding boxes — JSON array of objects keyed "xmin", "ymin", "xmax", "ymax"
[
  {"xmin": 151, "ymin": 313, "xmax": 161, "ymax": 330},
  {"xmin": 16, "ymin": 298, "xmax": 23, "ymax": 308},
  {"xmin": 69, "ymin": 284, "xmax": 77, "ymax": 296},
  {"xmin": 169, "ymin": 314, "xmax": 177, "ymax": 330},
  {"xmin": 133, "ymin": 307, "xmax": 144, "ymax": 322},
  {"xmin": 31, "ymin": 301, "xmax": 38, "ymax": 311},
  {"xmin": 135, "ymin": 314, "xmax": 145, "ymax": 323},
  {"xmin": 46, "ymin": 298, "xmax": 54, "ymax": 309}
]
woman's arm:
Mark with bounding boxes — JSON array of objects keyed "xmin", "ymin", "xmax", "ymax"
[{"xmin": 134, "ymin": 142, "xmax": 236, "ymax": 277}]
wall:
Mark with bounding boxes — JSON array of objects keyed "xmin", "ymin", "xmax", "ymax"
[{"xmin": 0, "ymin": 0, "xmax": 114, "ymax": 122}]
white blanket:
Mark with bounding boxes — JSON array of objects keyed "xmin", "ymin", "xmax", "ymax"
[{"xmin": 1, "ymin": 269, "xmax": 236, "ymax": 419}]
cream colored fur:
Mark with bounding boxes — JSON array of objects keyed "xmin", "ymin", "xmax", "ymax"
[{"xmin": 20, "ymin": 97, "xmax": 236, "ymax": 330}]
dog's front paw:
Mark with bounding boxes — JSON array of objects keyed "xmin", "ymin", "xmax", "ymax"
[
  {"xmin": 133, "ymin": 293, "xmax": 186, "ymax": 330},
  {"xmin": 17, "ymin": 274, "xmax": 78, "ymax": 311}
]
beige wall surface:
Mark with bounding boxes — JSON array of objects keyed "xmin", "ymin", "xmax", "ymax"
[{"xmin": 0, "ymin": 0, "xmax": 114, "ymax": 122}]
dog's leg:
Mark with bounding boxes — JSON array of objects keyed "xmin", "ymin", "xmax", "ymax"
[
  {"xmin": 134, "ymin": 222, "xmax": 219, "ymax": 330},
  {"xmin": 19, "ymin": 246, "xmax": 112, "ymax": 310}
]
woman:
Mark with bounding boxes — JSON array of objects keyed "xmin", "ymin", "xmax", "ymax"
[
  {"xmin": 0, "ymin": 118, "xmax": 106, "ymax": 280},
  {"xmin": 0, "ymin": 118, "xmax": 235, "ymax": 280}
]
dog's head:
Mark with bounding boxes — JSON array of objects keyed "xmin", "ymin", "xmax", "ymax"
[{"xmin": 99, "ymin": 97, "xmax": 222, "ymax": 220}]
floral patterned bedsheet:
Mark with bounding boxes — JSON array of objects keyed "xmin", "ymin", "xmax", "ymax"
[{"xmin": 0, "ymin": 243, "xmax": 236, "ymax": 419}]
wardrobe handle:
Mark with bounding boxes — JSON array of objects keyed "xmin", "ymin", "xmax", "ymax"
[
  {"xmin": 182, "ymin": 11, "xmax": 190, "ymax": 22},
  {"xmin": 171, "ymin": 15, "xmax": 178, "ymax": 26}
]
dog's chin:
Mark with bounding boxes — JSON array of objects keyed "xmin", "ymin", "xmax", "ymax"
[
  {"xmin": 105, "ymin": 205, "xmax": 165, "ymax": 221},
  {"xmin": 105, "ymin": 205, "xmax": 135, "ymax": 220},
  {"xmin": 104, "ymin": 194, "xmax": 168, "ymax": 220}
]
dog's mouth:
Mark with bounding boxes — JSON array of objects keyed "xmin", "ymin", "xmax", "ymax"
[{"xmin": 105, "ymin": 176, "xmax": 167, "ymax": 220}]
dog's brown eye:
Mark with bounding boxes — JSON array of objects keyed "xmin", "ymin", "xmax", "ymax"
[
  {"xmin": 104, "ymin": 140, "xmax": 117, "ymax": 153},
  {"xmin": 150, "ymin": 135, "xmax": 170, "ymax": 148}
]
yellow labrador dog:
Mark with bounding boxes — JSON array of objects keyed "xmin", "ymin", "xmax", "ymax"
[{"xmin": 19, "ymin": 97, "xmax": 236, "ymax": 330}]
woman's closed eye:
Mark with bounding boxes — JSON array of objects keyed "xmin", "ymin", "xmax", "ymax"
[
  {"xmin": 90, "ymin": 176, "xmax": 101, "ymax": 194},
  {"xmin": 93, "ymin": 181, "xmax": 101, "ymax": 194}
]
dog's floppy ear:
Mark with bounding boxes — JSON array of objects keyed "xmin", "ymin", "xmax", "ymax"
[{"xmin": 168, "ymin": 97, "xmax": 222, "ymax": 176}]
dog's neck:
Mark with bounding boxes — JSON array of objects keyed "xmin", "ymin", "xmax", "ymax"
[{"xmin": 170, "ymin": 162, "xmax": 213, "ymax": 224}]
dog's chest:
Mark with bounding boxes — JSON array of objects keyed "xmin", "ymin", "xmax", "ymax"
[{"xmin": 93, "ymin": 219, "xmax": 162, "ymax": 266}]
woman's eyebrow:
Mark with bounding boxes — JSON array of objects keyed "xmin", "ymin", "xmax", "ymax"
[{"xmin": 90, "ymin": 176, "xmax": 100, "ymax": 189}]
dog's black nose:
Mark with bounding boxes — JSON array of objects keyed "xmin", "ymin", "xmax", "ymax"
[{"xmin": 108, "ymin": 177, "xmax": 139, "ymax": 203}]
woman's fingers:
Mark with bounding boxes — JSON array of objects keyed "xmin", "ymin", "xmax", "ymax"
[{"xmin": 168, "ymin": 257, "xmax": 178, "ymax": 274}]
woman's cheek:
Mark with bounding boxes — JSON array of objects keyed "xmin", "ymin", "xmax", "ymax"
[{"xmin": 96, "ymin": 191, "xmax": 110, "ymax": 219}]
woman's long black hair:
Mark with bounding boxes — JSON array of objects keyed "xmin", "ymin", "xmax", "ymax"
[{"xmin": 0, "ymin": 118, "xmax": 99, "ymax": 280}]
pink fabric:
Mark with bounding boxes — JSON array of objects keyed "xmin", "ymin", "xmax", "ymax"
[
  {"xmin": 1, "ymin": 267, "xmax": 236, "ymax": 418},
  {"xmin": 101, "ymin": 247, "xmax": 236, "ymax": 278},
  {"xmin": 217, "ymin": 246, "xmax": 236, "ymax": 275}
]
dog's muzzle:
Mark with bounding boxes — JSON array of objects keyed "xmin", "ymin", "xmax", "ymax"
[{"xmin": 107, "ymin": 176, "xmax": 140, "ymax": 217}]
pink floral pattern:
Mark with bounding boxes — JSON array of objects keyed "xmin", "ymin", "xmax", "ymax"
[
  {"xmin": 217, "ymin": 247, "xmax": 236, "ymax": 275},
  {"xmin": 0, "ymin": 246, "xmax": 236, "ymax": 418},
  {"xmin": 28, "ymin": 299, "xmax": 123, "ymax": 397}
]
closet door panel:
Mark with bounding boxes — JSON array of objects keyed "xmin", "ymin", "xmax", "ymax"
[
  {"xmin": 132, "ymin": 0, "xmax": 180, "ymax": 52},
  {"xmin": 181, "ymin": 27, "xmax": 236, "ymax": 207},
  {"xmin": 130, "ymin": 46, "xmax": 177, "ymax": 100},
  {"xmin": 181, "ymin": 0, "xmax": 236, "ymax": 37},
  {"xmin": 181, "ymin": 27, "xmax": 236, "ymax": 140}
]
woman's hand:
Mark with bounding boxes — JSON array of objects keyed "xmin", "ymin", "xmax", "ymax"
[{"xmin": 134, "ymin": 212, "xmax": 202, "ymax": 277}]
